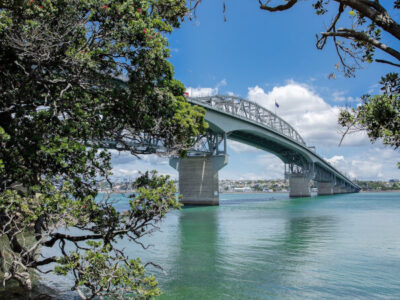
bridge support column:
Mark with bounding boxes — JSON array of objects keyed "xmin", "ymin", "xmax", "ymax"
[
  {"xmin": 317, "ymin": 181, "xmax": 334, "ymax": 196},
  {"xmin": 343, "ymin": 186, "xmax": 352, "ymax": 193},
  {"xmin": 288, "ymin": 174, "xmax": 311, "ymax": 197},
  {"xmin": 169, "ymin": 155, "xmax": 228, "ymax": 206},
  {"xmin": 333, "ymin": 185, "xmax": 341, "ymax": 194},
  {"xmin": 333, "ymin": 184, "xmax": 346, "ymax": 194}
]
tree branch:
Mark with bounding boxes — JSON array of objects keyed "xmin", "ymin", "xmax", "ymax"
[
  {"xmin": 259, "ymin": 0, "xmax": 298, "ymax": 12},
  {"xmin": 43, "ymin": 233, "xmax": 104, "ymax": 247},
  {"xmin": 322, "ymin": 28, "xmax": 400, "ymax": 63},
  {"xmin": 316, "ymin": 3, "xmax": 344, "ymax": 50},
  {"xmin": 336, "ymin": 0, "xmax": 400, "ymax": 41},
  {"xmin": 30, "ymin": 257, "xmax": 57, "ymax": 268},
  {"xmin": 375, "ymin": 59, "xmax": 400, "ymax": 68}
]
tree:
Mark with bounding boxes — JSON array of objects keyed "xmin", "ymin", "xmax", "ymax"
[
  {"xmin": 0, "ymin": 0, "xmax": 207, "ymax": 298},
  {"xmin": 339, "ymin": 72, "xmax": 400, "ymax": 167},
  {"xmin": 392, "ymin": 182, "xmax": 400, "ymax": 189}
]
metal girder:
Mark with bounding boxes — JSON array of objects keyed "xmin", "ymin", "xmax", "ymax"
[
  {"xmin": 284, "ymin": 162, "xmax": 313, "ymax": 178},
  {"xmin": 190, "ymin": 95, "xmax": 306, "ymax": 146},
  {"xmin": 314, "ymin": 164, "xmax": 336, "ymax": 182},
  {"xmin": 187, "ymin": 130, "xmax": 227, "ymax": 156},
  {"xmin": 282, "ymin": 149, "xmax": 312, "ymax": 178},
  {"xmin": 96, "ymin": 131, "xmax": 167, "ymax": 154}
]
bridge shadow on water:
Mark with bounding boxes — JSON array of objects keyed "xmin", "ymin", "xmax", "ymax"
[
  {"xmin": 160, "ymin": 194, "xmax": 338, "ymax": 299},
  {"xmin": 159, "ymin": 206, "xmax": 221, "ymax": 299}
]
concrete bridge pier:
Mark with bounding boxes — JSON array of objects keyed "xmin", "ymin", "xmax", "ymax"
[
  {"xmin": 341, "ymin": 184, "xmax": 353, "ymax": 194},
  {"xmin": 333, "ymin": 183, "xmax": 347, "ymax": 194},
  {"xmin": 169, "ymin": 155, "xmax": 228, "ymax": 205},
  {"xmin": 288, "ymin": 174, "xmax": 311, "ymax": 197},
  {"xmin": 317, "ymin": 181, "xmax": 334, "ymax": 196},
  {"xmin": 333, "ymin": 185, "xmax": 342, "ymax": 194}
]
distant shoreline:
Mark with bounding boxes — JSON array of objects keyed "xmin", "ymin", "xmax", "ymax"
[
  {"xmin": 222, "ymin": 191, "xmax": 400, "ymax": 194},
  {"xmin": 221, "ymin": 191, "xmax": 287, "ymax": 194},
  {"xmin": 220, "ymin": 190, "xmax": 400, "ymax": 194},
  {"xmin": 98, "ymin": 190, "xmax": 400, "ymax": 195},
  {"xmin": 360, "ymin": 190, "xmax": 400, "ymax": 193},
  {"xmin": 222, "ymin": 190, "xmax": 400, "ymax": 194},
  {"xmin": 98, "ymin": 190, "xmax": 135, "ymax": 194}
]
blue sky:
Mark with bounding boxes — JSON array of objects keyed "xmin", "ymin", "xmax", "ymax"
[{"xmin": 110, "ymin": 0, "xmax": 400, "ymax": 181}]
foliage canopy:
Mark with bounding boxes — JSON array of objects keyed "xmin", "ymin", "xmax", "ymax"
[{"xmin": 0, "ymin": 0, "xmax": 206, "ymax": 298}]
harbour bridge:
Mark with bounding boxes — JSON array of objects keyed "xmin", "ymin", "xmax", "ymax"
[{"xmin": 105, "ymin": 95, "xmax": 361, "ymax": 205}]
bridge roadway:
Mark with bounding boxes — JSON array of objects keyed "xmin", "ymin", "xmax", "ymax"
[{"xmin": 169, "ymin": 95, "xmax": 360, "ymax": 205}]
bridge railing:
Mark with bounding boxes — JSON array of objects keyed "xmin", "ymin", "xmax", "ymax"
[{"xmin": 189, "ymin": 96, "xmax": 306, "ymax": 146}]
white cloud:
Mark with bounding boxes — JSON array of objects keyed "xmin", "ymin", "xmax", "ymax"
[
  {"xmin": 112, "ymin": 168, "xmax": 139, "ymax": 177},
  {"xmin": 109, "ymin": 151, "xmax": 174, "ymax": 179},
  {"xmin": 186, "ymin": 87, "xmax": 217, "ymax": 97},
  {"xmin": 140, "ymin": 155, "xmax": 168, "ymax": 165},
  {"xmin": 255, "ymin": 154, "xmax": 284, "ymax": 179},
  {"xmin": 221, "ymin": 154, "xmax": 284, "ymax": 180},
  {"xmin": 325, "ymin": 155, "xmax": 345, "ymax": 166},
  {"xmin": 346, "ymin": 96, "xmax": 358, "ymax": 103},
  {"xmin": 215, "ymin": 79, "xmax": 227, "ymax": 89},
  {"xmin": 110, "ymin": 151, "xmax": 168, "ymax": 166},
  {"xmin": 332, "ymin": 91, "xmax": 359, "ymax": 103},
  {"xmin": 325, "ymin": 147, "xmax": 399, "ymax": 180},
  {"xmin": 228, "ymin": 140, "xmax": 261, "ymax": 153},
  {"xmin": 247, "ymin": 82, "xmax": 369, "ymax": 147},
  {"xmin": 186, "ymin": 79, "xmax": 227, "ymax": 97},
  {"xmin": 333, "ymin": 91, "xmax": 346, "ymax": 102},
  {"xmin": 367, "ymin": 83, "xmax": 380, "ymax": 95}
]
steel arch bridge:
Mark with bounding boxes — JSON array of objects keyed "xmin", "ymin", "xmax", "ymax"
[
  {"xmin": 169, "ymin": 95, "xmax": 360, "ymax": 205},
  {"xmin": 101, "ymin": 94, "xmax": 360, "ymax": 205}
]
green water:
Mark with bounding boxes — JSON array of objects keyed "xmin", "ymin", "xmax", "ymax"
[
  {"xmin": 39, "ymin": 192, "xmax": 400, "ymax": 299},
  {"xmin": 118, "ymin": 192, "xmax": 400, "ymax": 299}
]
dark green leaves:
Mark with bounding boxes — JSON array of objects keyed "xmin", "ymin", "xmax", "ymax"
[
  {"xmin": 0, "ymin": 0, "xmax": 205, "ymax": 297},
  {"xmin": 339, "ymin": 73, "xmax": 400, "ymax": 164}
]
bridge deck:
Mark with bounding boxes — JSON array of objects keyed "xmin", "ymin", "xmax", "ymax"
[{"xmin": 188, "ymin": 95, "xmax": 360, "ymax": 192}]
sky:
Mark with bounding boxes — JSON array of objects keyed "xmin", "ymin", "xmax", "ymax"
[{"xmin": 110, "ymin": 0, "xmax": 400, "ymax": 182}]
